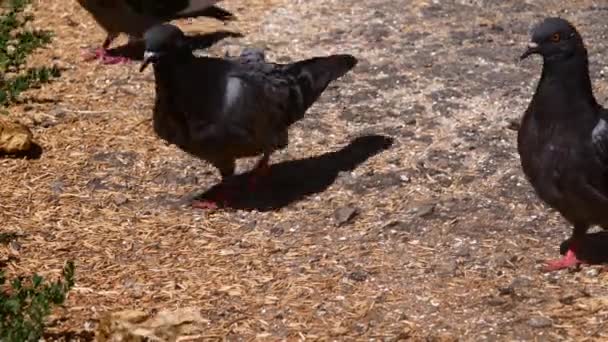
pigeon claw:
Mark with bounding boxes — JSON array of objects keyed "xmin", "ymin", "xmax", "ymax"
[
  {"xmin": 83, "ymin": 48, "xmax": 131, "ymax": 65},
  {"xmin": 192, "ymin": 185, "xmax": 236, "ymax": 210},
  {"xmin": 191, "ymin": 200, "xmax": 220, "ymax": 210},
  {"xmin": 543, "ymin": 249, "xmax": 584, "ymax": 272},
  {"xmin": 101, "ymin": 55, "xmax": 131, "ymax": 65}
]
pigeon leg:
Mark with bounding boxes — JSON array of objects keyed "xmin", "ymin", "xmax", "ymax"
[
  {"xmin": 192, "ymin": 160, "xmax": 237, "ymax": 209},
  {"xmin": 94, "ymin": 49, "xmax": 132, "ymax": 64},
  {"xmin": 248, "ymin": 153, "xmax": 271, "ymax": 191},
  {"xmin": 192, "ymin": 186, "xmax": 234, "ymax": 209},
  {"xmin": 191, "ymin": 199, "xmax": 219, "ymax": 210},
  {"xmin": 543, "ymin": 226, "xmax": 587, "ymax": 271},
  {"xmin": 83, "ymin": 33, "xmax": 131, "ymax": 64},
  {"xmin": 543, "ymin": 249, "xmax": 584, "ymax": 271}
]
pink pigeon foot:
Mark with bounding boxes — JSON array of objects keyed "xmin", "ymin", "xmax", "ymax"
[
  {"xmin": 83, "ymin": 48, "xmax": 131, "ymax": 64},
  {"xmin": 192, "ymin": 185, "xmax": 238, "ymax": 210},
  {"xmin": 191, "ymin": 199, "xmax": 220, "ymax": 210},
  {"xmin": 543, "ymin": 249, "xmax": 584, "ymax": 272}
]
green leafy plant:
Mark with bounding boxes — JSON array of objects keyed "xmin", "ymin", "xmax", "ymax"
[
  {"xmin": 0, "ymin": 0, "xmax": 60, "ymax": 107},
  {"xmin": 0, "ymin": 261, "xmax": 75, "ymax": 342}
]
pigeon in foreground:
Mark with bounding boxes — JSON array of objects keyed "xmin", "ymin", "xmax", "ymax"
[
  {"xmin": 519, "ymin": 17, "xmax": 608, "ymax": 271},
  {"xmin": 140, "ymin": 24, "xmax": 358, "ymax": 209},
  {"xmin": 77, "ymin": 0, "xmax": 235, "ymax": 64}
]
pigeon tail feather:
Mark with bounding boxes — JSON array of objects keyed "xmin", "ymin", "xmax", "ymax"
[
  {"xmin": 193, "ymin": 5, "xmax": 235, "ymax": 21},
  {"xmin": 171, "ymin": 1, "xmax": 234, "ymax": 21}
]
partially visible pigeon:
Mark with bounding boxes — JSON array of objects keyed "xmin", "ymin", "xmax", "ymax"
[
  {"xmin": 519, "ymin": 17, "xmax": 608, "ymax": 271},
  {"xmin": 77, "ymin": 0, "xmax": 235, "ymax": 64},
  {"xmin": 231, "ymin": 47, "xmax": 266, "ymax": 64},
  {"xmin": 140, "ymin": 24, "xmax": 358, "ymax": 209}
]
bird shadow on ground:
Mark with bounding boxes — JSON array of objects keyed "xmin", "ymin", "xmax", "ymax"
[
  {"xmin": 560, "ymin": 231, "xmax": 608, "ymax": 265},
  {"xmin": 194, "ymin": 134, "xmax": 394, "ymax": 211},
  {"xmin": 12, "ymin": 98, "xmax": 61, "ymax": 105},
  {"xmin": 0, "ymin": 142, "xmax": 43, "ymax": 160},
  {"xmin": 107, "ymin": 31, "xmax": 244, "ymax": 61}
]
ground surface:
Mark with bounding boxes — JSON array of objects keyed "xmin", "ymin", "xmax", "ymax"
[{"xmin": 3, "ymin": 0, "xmax": 608, "ymax": 340}]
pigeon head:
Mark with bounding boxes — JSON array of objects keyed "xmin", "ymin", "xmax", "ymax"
[
  {"xmin": 520, "ymin": 17, "xmax": 585, "ymax": 62},
  {"xmin": 140, "ymin": 24, "xmax": 188, "ymax": 72}
]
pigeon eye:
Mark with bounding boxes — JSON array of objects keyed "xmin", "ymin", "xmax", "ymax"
[{"xmin": 551, "ymin": 33, "xmax": 561, "ymax": 42}]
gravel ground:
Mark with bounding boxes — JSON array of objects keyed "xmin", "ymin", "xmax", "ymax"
[{"xmin": 3, "ymin": 0, "xmax": 608, "ymax": 340}]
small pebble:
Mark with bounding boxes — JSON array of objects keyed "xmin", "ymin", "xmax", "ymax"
[
  {"xmin": 382, "ymin": 220, "xmax": 412, "ymax": 234},
  {"xmin": 487, "ymin": 297, "xmax": 506, "ymax": 306},
  {"xmin": 454, "ymin": 246, "xmax": 470, "ymax": 257},
  {"xmin": 585, "ymin": 268, "xmax": 600, "ymax": 277},
  {"xmin": 334, "ymin": 206, "xmax": 358, "ymax": 226},
  {"xmin": 559, "ymin": 294, "xmax": 576, "ymax": 305},
  {"xmin": 415, "ymin": 204, "xmax": 435, "ymax": 218},
  {"xmin": 348, "ymin": 270, "xmax": 368, "ymax": 282},
  {"xmin": 270, "ymin": 225, "xmax": 284, "ymax": 236},
  {"xmin": 527, "ymin": 316, "xmax": 552, "ymax": 328},
  {"xmin": 498, "ymin": 286, "xmax": 513, "ymax": 295},
  {"xmin": 113, "ymin": 194, "xmax": 129, "ymax": 206},
  {"xmin": 9, "ymin": 240, "xmax": 21, "ymax": 255},
  {"xmin": 51, "ymin": 180, "xmax": 64, "ymax": 195}
]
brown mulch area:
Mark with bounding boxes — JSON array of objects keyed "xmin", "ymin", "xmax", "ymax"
[{"xmin": 3, "ymin": 0, "xmax": 608, "ymax": 340}]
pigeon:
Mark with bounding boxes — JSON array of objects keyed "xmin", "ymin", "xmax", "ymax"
[
  {"xmin": 140, "ymin": 24, "xmax": 358, "ymax": 209},
  {"xmin": 77, "ymin": 0, "xmax": 235, "ymax": 64},
  {"xmin": 519, "ymin": 17, "xmax": 608, "ymax": 271}
]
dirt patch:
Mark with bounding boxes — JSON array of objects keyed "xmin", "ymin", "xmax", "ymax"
[{"xmin": 3, "ymin": 0, "xmax": 608, "ymax": 340}]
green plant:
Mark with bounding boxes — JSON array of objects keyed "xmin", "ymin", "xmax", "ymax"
[
  {"xmin": 0, "ymin": 0, "xmax": 60, "ymax": 107},
  {"xmin": 0, "ymin": 261, "xmax": 75, "ymax": 342}
]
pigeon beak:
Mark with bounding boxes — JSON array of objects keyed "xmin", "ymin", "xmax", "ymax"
[
  {"xmin": 520, "ymin": 42, "xmax": 540, "ymax": 60},
  {"xmin": 140, "ymin": 51, "xmax": 158, "ymax": 72}
]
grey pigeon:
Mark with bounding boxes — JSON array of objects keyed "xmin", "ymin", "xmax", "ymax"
[
  {"xmin": 231, "ymin": 47, "xmax": 266, "ymax": 64},
  {"xmin": 519, "ymin": 17, "xmax": 608, "ymax": 271},
  {"xmin": 77, "ymin": 0, "xmax": 235, "ymax": 64},
  {"xmin": 140, "ymin": 24, "xmax": 358, "ymax": 209}
]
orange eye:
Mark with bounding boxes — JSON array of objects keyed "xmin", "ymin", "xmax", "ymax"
[{"xmin": 551, "ymin": 33, "xmax": 561, "ymax": 42}]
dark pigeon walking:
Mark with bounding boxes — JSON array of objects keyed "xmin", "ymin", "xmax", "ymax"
[
  {"xmin": 77, "ymin": 0, "xmax": 234, "ymax": 64},
  {"xmin": 140, "ymin": 24, "xmax": 358, "ymax": 209},
  {"xmin": 519, "ymin": 17, "xmax": 608, "ymax": 271}
]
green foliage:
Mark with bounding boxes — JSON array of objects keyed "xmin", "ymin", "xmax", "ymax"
[
  {"xmin": 0, "ymin": 261, "xmax": 75, "ymax": 342},
  {"xmin": 0, "ymin": 2, "xmax": 74, "ymax": 338},
  {"xmin": 0, "ymin": 0, "xmax": 60, "ymax": 107}
]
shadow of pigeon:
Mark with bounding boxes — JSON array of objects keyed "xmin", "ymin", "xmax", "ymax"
[
  {"xmin": 560, "ymin": 231, "xmax": 608, "ymax": 265},
  {"xmin": 194, "ymin": 134, "xmax": 394, "ymax": 211},
  {"xmin": 0, "ymin": 142, "xmax": 43, "ymax": 160},
  {"xmin": 106, "ymin": 31, "xmax": 244, "ymax": 61}
]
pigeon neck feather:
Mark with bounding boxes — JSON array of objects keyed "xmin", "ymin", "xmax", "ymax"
[
  {"xmin": 537, "ymin": 48, "xmax": 598, "ymax": 113},
  {"xmin": 154, "ymin": 48, "xmax": 193, "ymax": 70}
]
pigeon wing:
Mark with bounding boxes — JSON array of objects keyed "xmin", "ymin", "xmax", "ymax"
[
  {"xmin": 592, "ymin": 110, "xmax": 608, "ymax": 163},
  {"xmin": 213, "ymin": 53, "xmax": 358, "ymax": 150},
  {"xmin": 123, "ymin": 0, "xmax": 232, "ymax": 20}
]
